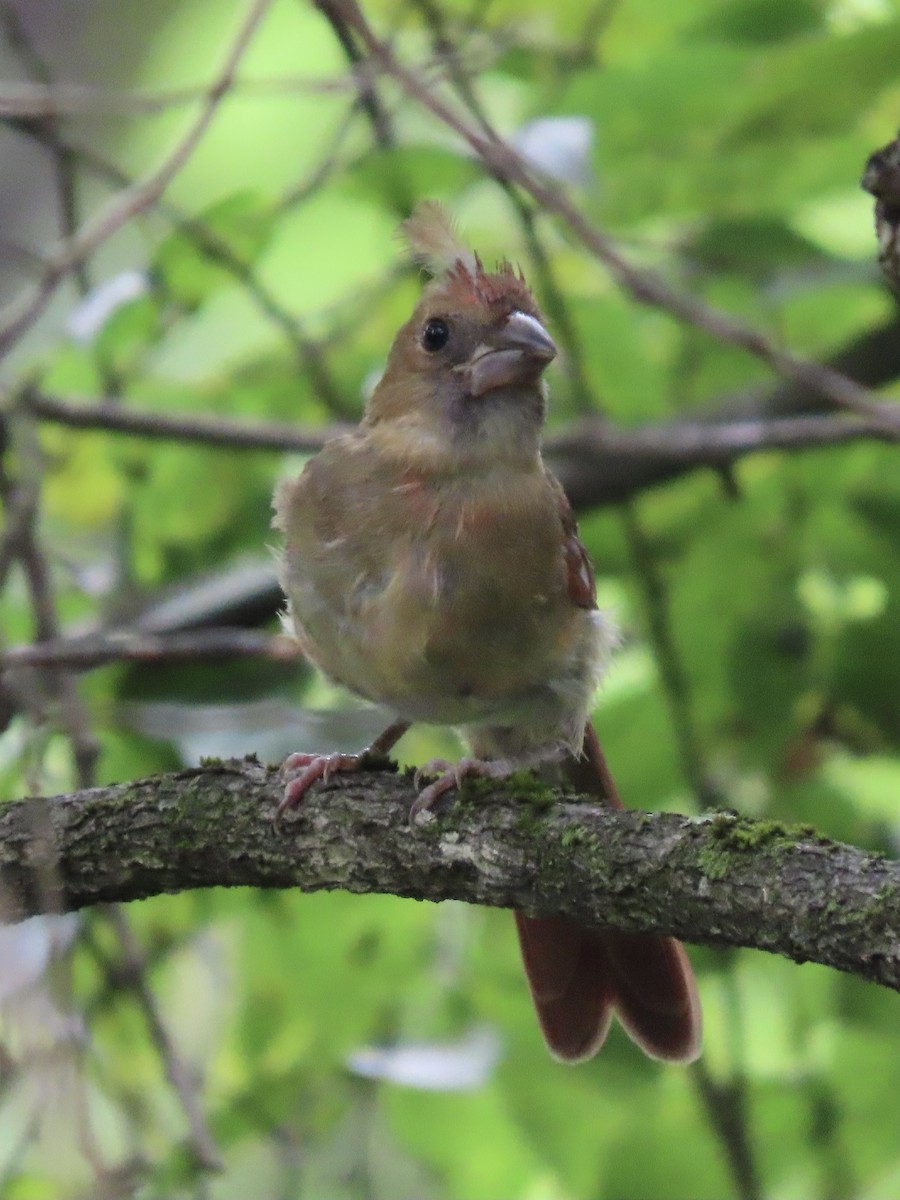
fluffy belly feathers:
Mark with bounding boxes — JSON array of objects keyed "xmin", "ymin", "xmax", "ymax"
[
  {"xmin": 285, "ymin": 537, "xmax": 610, "ymax": 745},
  {"xmin": 275, "ymin": 447, "xmax": 611, "ymax": 747}
]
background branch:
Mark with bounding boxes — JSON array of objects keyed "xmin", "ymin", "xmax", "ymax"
[
  {"xmin": 19, "ymin": 387, "xmax": 897, "ymax": 511},
  {"xmin": 0, "ymin": 628, "xmax": 300, "ymax": 671},
  {"xmin": 0, "ymin": 0, "xmax": 272, "ymax": 361}
]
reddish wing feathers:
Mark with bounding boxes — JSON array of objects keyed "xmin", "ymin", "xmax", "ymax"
[
  {"xmin": 572, "ymin": 727, "xmax": 702, "ymax": 1062},
  {"xmin": 516, "ymin": 725, "xmax": 703, "ymax": 1063},
  {"xmin": 552, "ymin": 475, "xmax": 597, "ymax": 611},
  {"xmin": 602, "ymin": 931, "xmax": 701, "ymax": 1062},
  {"xmin": 564, "ymin": 534, "xmax": 597, "ymax": 611},
  {"xmin": 514, "ymin": 915, "xmax": 614, "ymax": 1063}
]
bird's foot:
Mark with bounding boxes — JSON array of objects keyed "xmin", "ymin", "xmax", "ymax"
[
  {"xmin": 409, "ymin": 757, "xmax": 513, "ymax": 825},
  {"xmin": 275, "ymin": 720, "xmax": 411, "ymax": 830},
  {"xmin": 413, "ymin": 757, "xmax": 456, "ymax": 790},
  {"xmin": 276, "ymin": 751, "xmax": 366, "ymax": 828}
]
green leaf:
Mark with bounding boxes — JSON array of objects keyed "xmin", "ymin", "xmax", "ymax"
[
  {"xmin": 690, "ymin": 0, "xmax": 825, "ymax": 44},
  {"xmin": 153, "ymin": 191, "xmax": 278, "ymax": 310},
  {"xmin": 94, "ymin": 292, "xmax": 163, "ymax": 372}
]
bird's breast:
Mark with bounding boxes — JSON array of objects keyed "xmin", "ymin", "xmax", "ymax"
[{"xmin": 280, "ymin": 456, "xmax": 598, "ymax": 727}]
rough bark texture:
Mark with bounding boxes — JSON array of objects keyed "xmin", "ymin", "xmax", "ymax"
[{"xmin": 1, "ymin": 758, "xmax": 898, "ymax": 991}]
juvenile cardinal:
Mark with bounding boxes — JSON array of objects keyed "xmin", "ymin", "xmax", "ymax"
[{"xmin": 273, "ymin": 202, "xmax": 701, "ymax": 1063}]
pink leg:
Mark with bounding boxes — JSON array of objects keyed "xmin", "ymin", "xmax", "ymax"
[{"xmin": 276, "ymin": 719, "xmax": 410, "ymax": 827}]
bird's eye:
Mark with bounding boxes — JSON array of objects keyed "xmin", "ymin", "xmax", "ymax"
[{"xmin": 422, "ymin": 317, "xmax": 450, "ymax": 352}]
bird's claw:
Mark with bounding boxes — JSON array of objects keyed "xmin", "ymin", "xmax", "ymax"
[
  {"xmin": 408, "ymin": 756, "xmax": 513, "ymax": 825},
  {"xmin": 413, "ymin": 757, "xmax": 454, "ymax": 791},
  {"xmin": 276, "ymin": 751, "xmax": 362, "ymax": 829},
  {"xmin": 277, "ymin": 749, "xmax": 514, "ymax": 832},
  {"xmin": 409, "ymin": 770, "xmax": 461, "ymax": 824}
]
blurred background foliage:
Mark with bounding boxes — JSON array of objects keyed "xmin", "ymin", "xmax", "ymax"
[{"xmin": 1, "ymin": 0, "xmax": 900, "ymax": 1196}]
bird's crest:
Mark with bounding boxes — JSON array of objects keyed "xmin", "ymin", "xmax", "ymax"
[{"xmin": 401, "ymin": 201, "xmax": 536, "ymax": 313}]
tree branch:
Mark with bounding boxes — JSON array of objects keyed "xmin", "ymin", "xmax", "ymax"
[
  {"xmin": 0, "ymin": 628, "xmax": 301, "ymax": 672},
  {"xmin": 22, "ymin": 389, "xmax": 349, "ymax": 452},
  {"xmin": 3, "ymin": 761, "xmax": 898, "ymax": 991},
  {"xmin": 547, "ymin": 408, "xmax": 900, "ymax": 508},
  {"xmin": 21, "ymin": 387, "xmax": 898, "ymax": 509}
]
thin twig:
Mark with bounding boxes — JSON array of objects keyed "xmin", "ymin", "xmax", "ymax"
[
  {"xmin": 548, "ymin": 408, "xmax": 900, "ymax": 508},
  {"xmin": 692, "ymin": 1061, "xmax": 762, "ymax": 1200},
  {"xmin": 624, "ymin": 502, "xmax": 717, "ymax": 810},
  {"xmin": 583, "ymin": 411, "xmax": 900, "ymax": 459},
  {"xmin": 315, "ymin": 0, "xmax": 402, "ymax": 163},
  {"xmin": 4, "ymin": 113, "xmax": 354, "ymax": 413},
  {"xmin": 0, "ymin": 2, "xmax": 52, "ymax": 84},
  {"xmin": 0, "ymin": 417, "xmax": 101, "ymax": 785},
  {"xmin": 3, "ymin": 7, "xmax": 96, "ymax": 312},
  {"xmin": 626, "ymin": 517, "xmax": 760, "ymax": 1189},
  {"xmin": 621, "ymin": 499, "xmax": 762, "ymax": 1192},
  {"xmin": 0, "ymin": 75, "xmax": 356, "ymax": 119},
  {"xmin": 104, "ymin": 907, "xmax": 223, "ymax": 1172},
  {"xmin": 0, "ymin": 45, "xmax": 476, "ymax": 122},
  {"xmin": 0, "ymin": 0, "xmax": 273, "ymax": 362}
]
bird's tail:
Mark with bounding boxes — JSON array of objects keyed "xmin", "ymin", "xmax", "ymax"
[{"xmin": 514, "ymin": 722, "xmax": 702, "ymax": 1063}]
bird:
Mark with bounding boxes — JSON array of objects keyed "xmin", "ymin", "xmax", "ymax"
[{"xmin": 272, "ymin": 201, "xmax": 701, "ymax": 1064}]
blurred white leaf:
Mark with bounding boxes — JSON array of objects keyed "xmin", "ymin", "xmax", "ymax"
[
  {"xmin": 0, "ymin": 914, "xmax": 79, "ymax": 1004},
  {"xmin": 123, "ymin": 697, "xmax": 395, "ymax": 763},
  {"xmin": 512, "ymin": 116, "xmax": 595, "ymax": 186},
  {"xmin": 65, "ymin": 269, "xmax": 148, "ymax": 343},
  {"xmin": 346, "ymin": 1026, "xmax": 502, "ymax": 1091}
]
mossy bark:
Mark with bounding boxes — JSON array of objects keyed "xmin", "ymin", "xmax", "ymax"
[{"xmin": 1, "ymin": 758, "xmax": 898, "ymax": 991}]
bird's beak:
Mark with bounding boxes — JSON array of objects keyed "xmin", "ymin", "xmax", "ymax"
[{"xmin": 464, "ymin": 311, "xmax": 557, "ymax": 397}]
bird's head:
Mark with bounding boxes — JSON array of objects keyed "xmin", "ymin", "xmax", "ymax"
[{"xmin": 365, "ymin": 202, "xmax": 557, "ymax": 468}]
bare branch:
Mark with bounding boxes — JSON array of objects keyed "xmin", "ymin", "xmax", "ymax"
[
  {"xmin": 547, "ymin": 409, "xmax": 900, "ymax": 508},
  {"xmin": 0, "ymin": 419, "xmax": 100, "ymax": 785},
  {"xmin": 0, "ymin": 629, "xmax": 301, "ymax": 672},
  {"xmin": 22, "ymin": 389, "xmax": 348, "ymax": 452},
  {"xmin": 20, "ymin": 388, "xmax": 897, "ymax": 509},
  {"xmin": 2, "ymin": 762, "xmax": 898, "ymax": 993}
]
